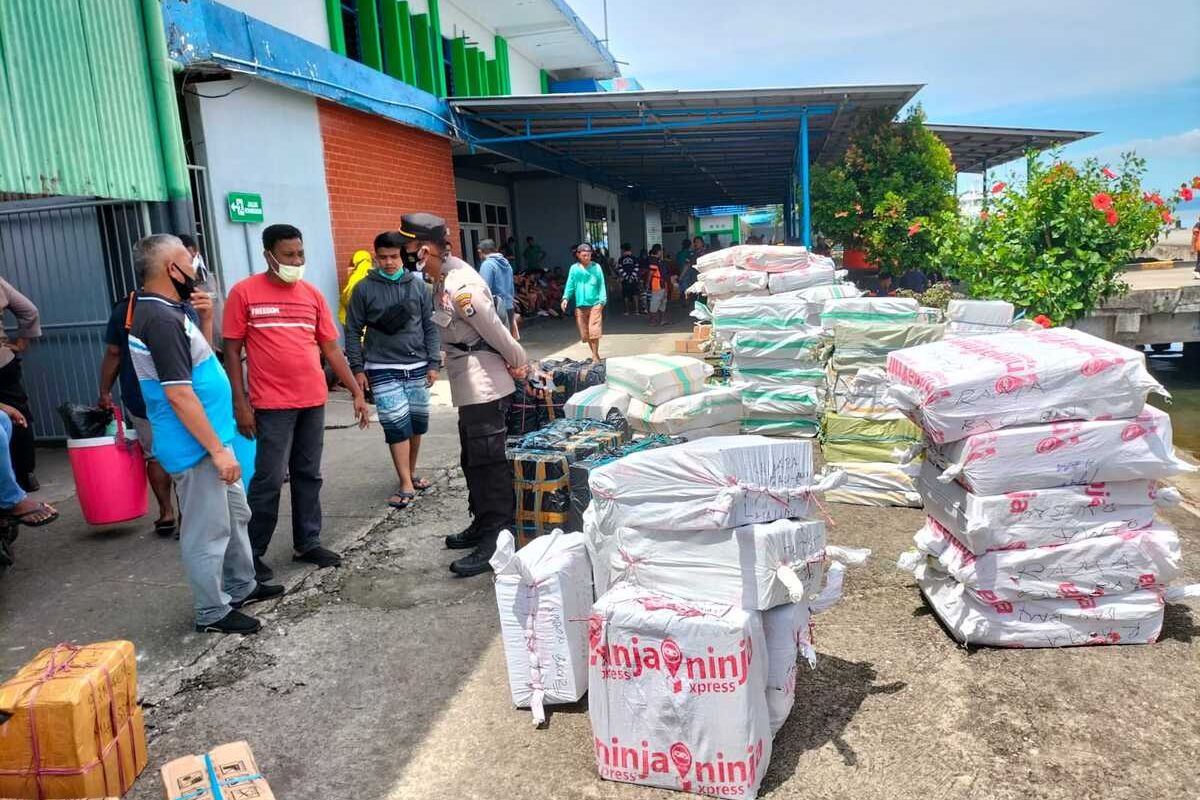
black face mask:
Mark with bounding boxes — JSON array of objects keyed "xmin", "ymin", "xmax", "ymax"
[
  {"xmin": 401, "ymin": 248, "xmax": 421, "ymax": 270},
  {"xmin": 169, "ymin": 264, "xmax": 198, "ymax": 302}
]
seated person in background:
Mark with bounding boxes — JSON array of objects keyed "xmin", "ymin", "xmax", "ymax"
[{"xmin": 0, "ymin": 403, "xmax": 56, "ymax": 527}]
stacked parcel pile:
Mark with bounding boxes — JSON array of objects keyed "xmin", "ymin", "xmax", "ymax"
[
  {"xmin": 819, "ymin": 296, "xmax": 939, "ymax": 507},
  {"xmin": 702, "ymin": 246, "xmax": 859, "ymax": 438},
  {"xmin": 583, "ymin": 436, "xmax": 858, "ymax": 797},
  {"xmin": 606, "ymin": 354, "xmax": 742, "ymax": 440},
  {"xmin": 887, "ymin": 326, "xmax": 1199, "ymax": 647}
]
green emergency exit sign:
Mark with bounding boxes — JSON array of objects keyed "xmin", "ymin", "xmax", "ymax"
[{"xmin": 227, "ymin": 192, "xmax": 264, "ymax": 223}]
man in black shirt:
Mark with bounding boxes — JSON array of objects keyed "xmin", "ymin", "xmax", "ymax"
[{"xmin": 616, "ymin": 242, "xmax": 640, "ymax": 316}]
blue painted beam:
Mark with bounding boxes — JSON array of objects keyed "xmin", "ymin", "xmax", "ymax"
[
  {"xmin": 471, "ymin": 109, "xmax": 828, "ymax": 145},
  {"xmin": 463, "ymin": 104, "xmax": 838, "ymax": 121},
  {"xmin": 800, "ymin": 111, "xmax": 811, "ymax": 247},
  {"xmin": 161, "ymin": 0, "xmax": 458, "ymax": 137}
]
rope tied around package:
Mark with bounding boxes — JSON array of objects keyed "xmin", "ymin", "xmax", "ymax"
[{"xmin": 0, "ymin": 643, "xmax": 136, "ymax": 799}]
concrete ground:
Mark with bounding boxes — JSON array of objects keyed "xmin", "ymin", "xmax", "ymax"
[{"xmin": 3, "ymin": 309, "xmax": 1199, "ymax": 800}]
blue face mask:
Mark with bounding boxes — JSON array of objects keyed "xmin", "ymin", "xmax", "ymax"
[{"xmin": 377, "ymin": 267, "xmax": 405, "ymax": 282}]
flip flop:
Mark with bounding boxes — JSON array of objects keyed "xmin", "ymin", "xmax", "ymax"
[
  {"xmin": 154, "ymin": 518, "xmax": 178, "ymax": 538},
  {"xmin": 7, "ymin": 502, "xmax": 58, "ymax": 528},
  {"xmin": 388, "ymin": 491, "xmax": 416, "ymax": 510},
  {"xmin": 412, "ymin": 477, "xmax": 433, "ymax": 493}
]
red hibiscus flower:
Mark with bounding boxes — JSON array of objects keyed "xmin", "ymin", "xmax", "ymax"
[
  {"xmin": 907, "ymin": 222, "xmax": 922, "ymax": 237},
  {"xmin": 1105, "ymin": 208, "xmax": 1119, "ymax": 226},
  {"xmin": 979, "ymin": 210, "xmax": 989, "ymax": 221},
  {"xmin": 1102, "ymin": 167, "xmax": 1117, "ymax": 179},
  {"xmin": 1033, "ymin": 314, "xmax": 1053, "ymax": 328},
  {"xmin": 1181, "ymin": 187, "xmax": 1195, "ymax": 202},
  {"xmin": 1162, "ymin": 211, "xmax": 1173, "ymax": 224},
  {"xmin": 1144, "ymin": 192, "xmax": 1165, "ymax": 207},
  {"xmin": 1091, "ymin": 193, "xmax": 1113, "ymax": 211},
  {"xmin": 991, "ymin": 181, "xmax": 1006, "ymax": 194},
  {"xmin": 1192, "ymin": 176, "xmax": 1200, "ymax": 189}
]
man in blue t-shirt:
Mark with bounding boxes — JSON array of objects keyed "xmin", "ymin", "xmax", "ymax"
[
  {"xmin": 128, "ymin": 234, "xmax": 282, "ymax": 635},
  {"xmin": 99, "ymin": 291, "xmax": 208, "ymax": 538}
]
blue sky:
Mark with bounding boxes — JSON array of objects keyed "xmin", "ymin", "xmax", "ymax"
[{"xmin": 571, "ymin": 0, "xmax": 1199, "ymax": 218}]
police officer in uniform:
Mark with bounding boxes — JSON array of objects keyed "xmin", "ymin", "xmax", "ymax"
[{"xmin": 397, "ymin": 212, "xmax": 528, "ymax": 577}]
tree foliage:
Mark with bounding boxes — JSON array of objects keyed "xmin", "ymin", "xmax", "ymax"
[
  {"xmin": 807, "ymin": 105, "xmax": 957, "ymax": 276},
  {"xmin": 928, "ymin": 152, "xmax": 1182, "ymax": 323}
]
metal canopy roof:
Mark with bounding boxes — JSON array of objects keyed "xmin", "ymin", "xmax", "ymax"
[
  {"xmin": 453, "ymin": 84, "xmax": 923, "ymax": 208},
  {"xmin": 928, "ymin": 123, "xmax": 1097, "ymax": 173}
]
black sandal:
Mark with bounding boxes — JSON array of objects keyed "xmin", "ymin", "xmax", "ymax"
[
  {"xmin": 388, "ymin": 491, "xmax": 416, "ymax": 510},
  {"xmin": 154, "ymin": 518, "xmax": 178, "ymax": 538},
  {"xmin": 7, "ymin": 502, "xmax": 58, "ymax": 528}
]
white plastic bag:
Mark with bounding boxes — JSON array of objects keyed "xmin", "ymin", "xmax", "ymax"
[
  {"xmin": 917, "ymin": 460, "xmax": 1172, "ymax": 554},
  {"xmin": 767, "ymin": 265, "xmax": 839, "ymax": 294},
  {"xmin": 820, "ymin": 296, "xmax": 919, "ymax": 327},
  {"xmin": 913, "ymin": 517, "xmax": 1182, "ymax": 601},
  {"xmin": 739, "ymin": 385, "xmax": 823, "ymax": 417},
  {"xmin": 886, "ymin": 328, "xmax": 1167, "ymax": 444},
  {"xmin": 732, "ymin": 361, "xmax": 827, "ymax": 388},
  {"xmin": 697, "ymin": 244, "xmax": 810, "ymax": 273},
  {"xmin": 602, "ymin": 518, "xmax": 827, "ymax": 609},
  {"xmin": 589, "ymin": 436, "xmax": 838, "ymax": 532},
  {"xmin": 626, "ymin": 386, "xmax": 742, "ymax": 435},
  {"xmin": 606, "ymin": 354, "xmax": 713, "ymax": 405},
  {"xmin": 589, "ymin": 583, "xmax": 772, "ymax": 797},
  {"xmin": 491, "ymin": 530, "xmax": 594, "ymax": 725},
  {"xmin": 823, "ymin": 460, "xmax": 923, "ymax": 508},
  {"xmin": 945, "ymin": 299, "xmax": 1013, "ymax": 338},
  {"xmin": 713, "ymin": 293, "xmax": 811, "ymax": 339},
  {"xmin": 731, "ymin": 327, "xmax": 827, "ymax": 364},
  {"xmin": 762, "ymin": 600, "xmax": 814, "ymax": 736},
  {"xmin": 564, "ymin": 383, "xmax": 632, "ymax": 423},
  {"xmin": 677, "ymin": 420, "xmax": 743, "ymax": 440},
  {"xmin": 695, "ymin": 267, "xmax": 769, "ymax": 296},
  {"xmin": 925, "ymin": 405, "xmax": 1192, "ymax": 494},
  {"xmin": 913, "ymin": 564, "xmax": 1179, "ymax": 648}
]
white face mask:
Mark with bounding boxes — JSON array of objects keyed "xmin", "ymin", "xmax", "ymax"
[{"xmin": 269, "ymin": 253, "xmax": 305, "ymax": 284}]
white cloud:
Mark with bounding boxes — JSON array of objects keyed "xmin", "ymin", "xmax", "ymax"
[{"xmin": 1081, "ymin": 129, "xmax": 1200, "ymax": 162}]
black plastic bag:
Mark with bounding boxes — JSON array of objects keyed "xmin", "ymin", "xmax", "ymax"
[{"xmin": 57, "ymin": 402, "xmax": 113, "ymax": 439}]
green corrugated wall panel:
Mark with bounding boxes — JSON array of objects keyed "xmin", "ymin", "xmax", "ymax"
[
  {"xmin": 485, "ymin": 58, "xmax": 498, "ymax": 97},
  {"xmin": 494, "ymin": 35, "xmax": 511, "ymax": 94},
  {"xmin": 411, "ymin": 14, "xmax": 435, "ymax": 94},
  {"xmin": 428, "ymin": 0, "xmax": 447, "ymax": 97},
  {"xmin": 474, "ymin": 48, "xmax": 488, "ymax": 95},
  {"xmin": 450, "ymin": 37, "xmax": 469, "ymax": 97},
  {"xmin": 0, "ymin": 0, "xmax": 166, "ymax": 200},
  {"xmin": 539, "ymin": 69, "xmax": 550, "ymax": 94},
  {"xmin": 325, "ymin": 0, "xmax": 346, "ymax": 55},
  {"xmin": 380, "ymin": 0, "xmax": 414, "ymax": 83},
  {"xmin": 356, "ymin": 0, "xmax": 383, "ymax": 70}
]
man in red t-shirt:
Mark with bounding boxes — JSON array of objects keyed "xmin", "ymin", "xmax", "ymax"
[{"xmin": 223, "ymin": 224, "xmax": 369, "ymax": 582}]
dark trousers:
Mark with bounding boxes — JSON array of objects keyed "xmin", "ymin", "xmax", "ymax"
[
  {"xmin": 0, "ymin": 359, "xmax": 35, "ymax": 490},
  {"xmin": 458, "ymin": 394, "xmax": 514, "ymax": 543},
  {"xmin": 247, "ymin": 405, "xmax": 325, "ymax": 558}
]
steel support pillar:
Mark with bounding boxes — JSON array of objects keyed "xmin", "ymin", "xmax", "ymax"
[{"xmin": 800, "ymin": 110, "xmax": 811, "ymax": 248}]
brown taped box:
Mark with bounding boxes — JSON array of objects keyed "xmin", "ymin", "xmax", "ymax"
[
  {"xmin": 673, "ymin": 338, "xmax": 705, "ymax": 354},
  {"xmin": 161, "ymin": 741, "xmax": 274, "ymax": 800},
  {"xmin": 692, "ymin": 323, "xmax": 712, "ymax": 340},
  {"xmin": 0, "ymin": 641, "xmax": 147, "ymax": 799}
]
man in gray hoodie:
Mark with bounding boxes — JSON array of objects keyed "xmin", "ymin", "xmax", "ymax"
[{"xmin": 345, "ymin": 231, "xmax": 440, "ymax": 509}]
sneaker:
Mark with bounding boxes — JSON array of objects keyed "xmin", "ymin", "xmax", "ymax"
[
  {"xmin": 196, "ymin": 609, "xmax": 262, "ymax": 635},
  {"xmin": 231, "ymin": 582, "xmax": 285, "ymax": 609},
  {"xmin": 293, "ymin": 545, "xmax": 342, "ymax": 568},
  {"xmin": 444, "ymin": 524, "xmax": 482, "ymax": 550},
  {"xmin": 449, "ymin": 543, "xmax": 497, "ymax": 578},
  {"xmin": 253, "ymin": 556, "xmax": 275, "ymax": 583}
]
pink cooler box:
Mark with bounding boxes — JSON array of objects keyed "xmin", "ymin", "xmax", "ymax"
[{"xmin": 67, "ymin": 412, "xmax": 148, "ymax": 525}]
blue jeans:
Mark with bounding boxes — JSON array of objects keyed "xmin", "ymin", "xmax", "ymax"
[{"xmin": 0, "ymin": 415, "xmax": 27, "ymax": 508}]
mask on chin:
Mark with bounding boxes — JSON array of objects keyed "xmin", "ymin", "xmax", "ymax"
[{"xmin": 269, "ymin": 253, "xmax": 306, "ymax": 284}]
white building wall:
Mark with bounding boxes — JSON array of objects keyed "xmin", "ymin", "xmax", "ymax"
[
  {"xmin": 454, "ymin": 177, "xmax": 509, "ymax": 207},
  {"xmin": 185, "ymin": 80, "xmax": 340, "ymax": 325},
  {"xmin": 218, "ymin": 0, "xmax": 330, "ymax": 48},
  {"xmin": 507, "ymin": 48, "xmax": 542, "ymax": 95},
  {"xmin": 438, "ymin": 0, "xmax": 496, "ymax": 56},
  {"xmin": 644, "ymin": 205, "xmax": 663, "ymax": 250}
]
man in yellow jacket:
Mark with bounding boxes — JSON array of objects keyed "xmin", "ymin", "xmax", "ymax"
[{"xmin": 339, "ymin": 250, "xmax": 373, "ymax": 324}]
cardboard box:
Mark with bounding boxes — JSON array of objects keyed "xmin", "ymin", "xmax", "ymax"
[
  {"xmin": 692, "ymin": 323, "xmax": 712, "ymax": 341},
  {"xmin": 0, "ymin": 641, "xmax": 147, "ymax": 799},
  {"xmin": 161, "ymin": 741, "xmax": 274, "ymax": 800},
  {"xmin": 673, "ymin": 338, "xmax": 705, "ymax": 354}
]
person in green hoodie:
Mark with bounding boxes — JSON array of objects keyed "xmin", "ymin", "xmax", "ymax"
[
  {"xmin": 345, "ymin": 231, "xmax": 441, "ymax": 509},
  {"xmin": 560, "ymin": 242, "xmax": 607, "ymax": 362}
]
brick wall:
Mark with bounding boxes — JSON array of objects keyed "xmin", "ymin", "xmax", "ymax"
[{"xmin": 318, "ymin": 100, "xmax": 459, "ymax": 287}]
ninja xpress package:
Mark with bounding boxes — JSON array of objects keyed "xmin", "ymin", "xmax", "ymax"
[{"xmin": 588, "ymin": 584, "xmax": 772, "ymax": 797}]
